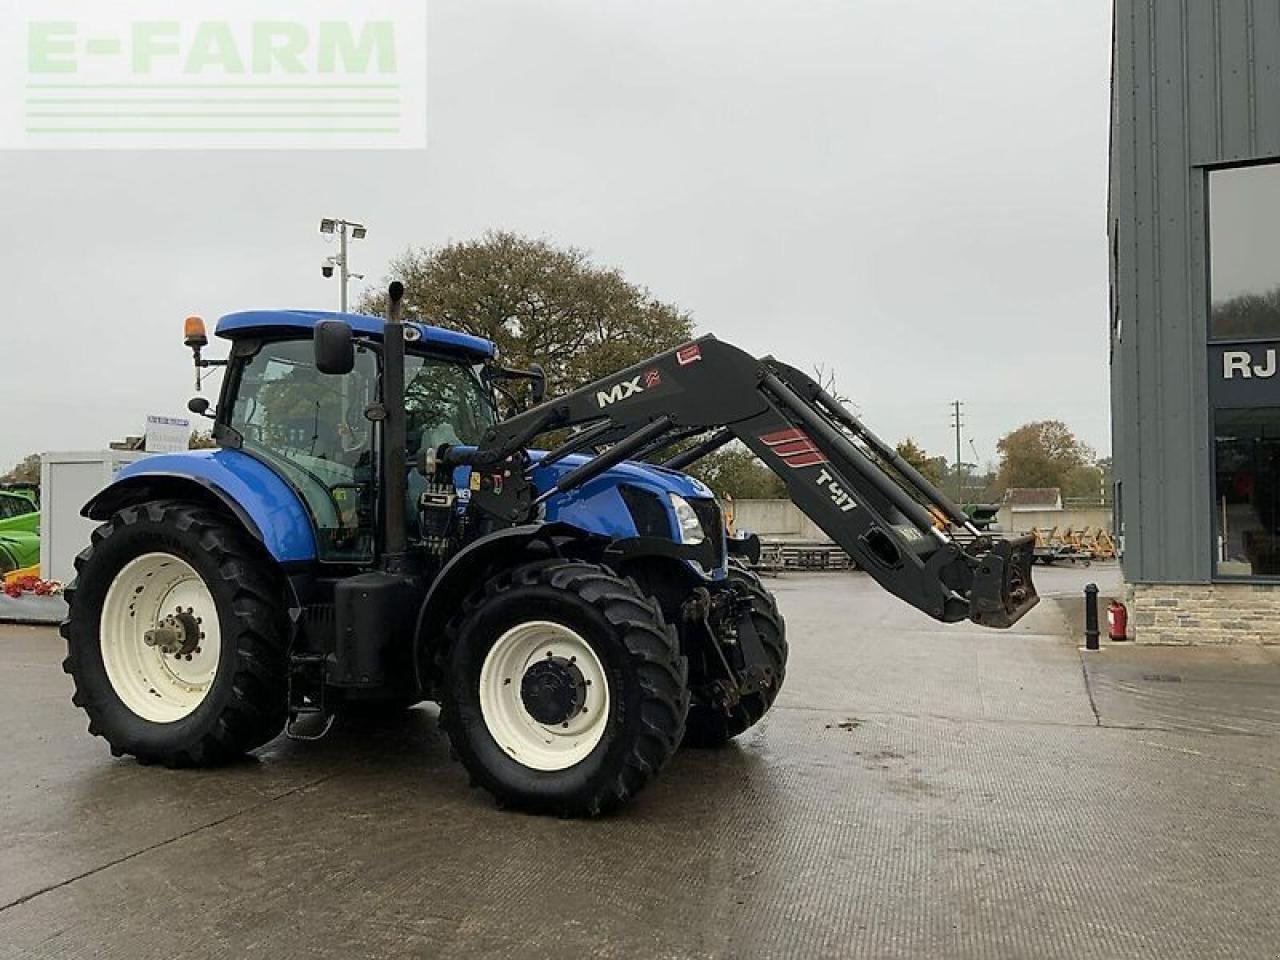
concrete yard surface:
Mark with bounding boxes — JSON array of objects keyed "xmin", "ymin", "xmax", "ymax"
[{"xmin": 3, "ymin": 564, "xmax": 1280, "ymax": 959}]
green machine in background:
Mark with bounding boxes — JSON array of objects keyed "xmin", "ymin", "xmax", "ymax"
[
  {"xmin": 963, "ymin": 503, "xmax": 1001, "ymax": 530},
  {"xmin": 0, "ymin": 485, "xmax": 40, "ymax": 576}
]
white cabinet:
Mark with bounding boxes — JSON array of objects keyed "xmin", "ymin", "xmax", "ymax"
[{"xmin": 40, "ymin": 451, "xmax": 149, "ymax": 585}]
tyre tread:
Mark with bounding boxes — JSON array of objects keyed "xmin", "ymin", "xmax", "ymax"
[
  {"xmin": 439, "ymin": 559, "xmax": 688, "ymax": 816},
  {"xmin": 61, "ymin": 499, "xmax": 288, "ymax": 767}
]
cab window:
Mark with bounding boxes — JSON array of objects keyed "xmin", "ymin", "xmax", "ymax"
[
  {"xmin": 229, "ymin": 339, "xmax": 377, "ymax": 562},
  {"xmin": 403, "ymin": 355, "xmax": 496, "ymax": 458}
]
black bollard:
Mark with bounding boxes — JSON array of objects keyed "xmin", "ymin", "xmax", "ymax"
[{"xmin": 1084, "ymin": 583, "xmax": 1100, "ymax": 650}]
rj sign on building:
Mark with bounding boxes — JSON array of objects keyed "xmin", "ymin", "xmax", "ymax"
[
  {"xmin": 3, "ymin": 1, "xmax": 426, "ymax": 149},
  {"xmin": 1111, "ymin": 0, "xmax": 1280, "ymax": 641}
]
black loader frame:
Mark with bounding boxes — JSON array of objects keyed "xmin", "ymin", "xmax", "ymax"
[{"xmin": 444, "ymin": 335, "xmax": 1039, "ymax": 630}]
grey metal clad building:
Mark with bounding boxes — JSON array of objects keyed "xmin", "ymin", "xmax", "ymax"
[{"xmin": 1111, "ymin": 0, "xmax": 1280, "ymax": 640}]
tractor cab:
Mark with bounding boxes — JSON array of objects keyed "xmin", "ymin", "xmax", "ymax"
[{"xmin": 209, "ymin": 311, "xmax": 498, "ymax": 564}]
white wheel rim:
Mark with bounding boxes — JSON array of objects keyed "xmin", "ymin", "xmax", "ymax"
[
  {"xmin": 99, "ymin": 552, "xmax": 222, "ymax": 723},
  {"xmin": 478, "ymin": 620, "xmax": 611, "ymax": 772}
]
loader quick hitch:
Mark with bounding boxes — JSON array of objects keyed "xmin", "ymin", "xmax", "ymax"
[{"xmin": 966, "ymin": 534, "xmax": 1039, "ymax": 629}]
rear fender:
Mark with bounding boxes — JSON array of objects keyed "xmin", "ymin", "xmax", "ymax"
[{"xmin": 82, "ymin": 451, "xmax": 317, "ymax": 564}]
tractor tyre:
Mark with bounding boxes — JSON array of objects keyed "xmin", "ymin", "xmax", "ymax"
[
  {"xmin": 684, "ymin": 564, "xmax": 788, "ymax": 748},
  {"xmin": 439, "ymin": 560, "xmax": 689, "ymax": 817},
  {"xmin": 61, "ymin": 500, "xmax": 289, "ymax": 766}
]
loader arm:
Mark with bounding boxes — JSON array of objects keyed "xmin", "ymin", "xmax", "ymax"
[{"xmin": 450, "ymin": 336, "xmax": 1038, "ymax": 628}]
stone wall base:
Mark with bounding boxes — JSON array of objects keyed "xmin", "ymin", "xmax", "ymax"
[{"xmin": 1130, "ymin": 582, "xmax": 1280, "ymax": 644}]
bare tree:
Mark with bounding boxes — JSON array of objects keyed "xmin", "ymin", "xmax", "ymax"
[{"xmin": 811, "ymin": 363, "xmax": 858, "ymax": 414}]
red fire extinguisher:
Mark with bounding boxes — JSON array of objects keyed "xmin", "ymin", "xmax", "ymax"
[{"xmin": 1107, "ymin": 600, "xmax": 1128, "ymax": 641}]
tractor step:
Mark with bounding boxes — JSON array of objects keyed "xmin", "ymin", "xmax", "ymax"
[{"xmin": 286, "ymin": 652, "xmax": 334, "ymax": 741}]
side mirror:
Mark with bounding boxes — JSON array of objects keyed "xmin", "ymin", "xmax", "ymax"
[
  {"xmin": 187, "ymin": 396, "xmax": 212, "ymax": 419},
  {"xmin": 314, "ymin": 320, "xmax": 354, "ymax": 375},
  {"xmin": 528, "ymin": 363, "xmax": 547, "ymax": 404}
]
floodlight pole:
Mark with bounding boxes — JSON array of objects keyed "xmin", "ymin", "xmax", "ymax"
[
  {"xmin": 320, "ymin": 217, "xmax": 366, "ymax": 313},
  {"xmin": 338, "ymin": 222, "xmax": 349, "ymax": 313}
]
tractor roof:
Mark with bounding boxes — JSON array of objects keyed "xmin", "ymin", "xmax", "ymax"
[{"xmin": 215, "ymin": 310, "xmax": 495, "ymax": 360}]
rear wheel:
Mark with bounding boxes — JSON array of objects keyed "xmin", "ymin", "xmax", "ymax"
[
  {"xmin": 684, "ymin": 565, "xmax": 788, "ymax": 747},
  {"xmin": 439, "ymin": 560, "xmax": 688, "ymax": 816},
  {"xmin": 61, "ymin": 501, "xmax": 289, "ymax": 766}
]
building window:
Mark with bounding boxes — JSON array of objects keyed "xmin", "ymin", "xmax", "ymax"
[
  {"xmin": 1214, "ymin": 408, "xmax": 1280, "ymax": 577},
  {"xmin": 1209, "ymin": 162, "xmax": 1280, "ymax": 340}
]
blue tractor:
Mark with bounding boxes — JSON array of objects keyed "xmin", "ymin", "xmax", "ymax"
[{"xmin": 62, "ymin": 283, "xmax": 1038, "ymax": 816}]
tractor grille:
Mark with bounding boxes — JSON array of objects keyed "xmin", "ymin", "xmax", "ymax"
[
  {"xmin": 689, "ymin": 498, "xmax": 726, "ymax": 569},
  {"xmin": 619, "ymin": 486, "xmax": 726, "ymax": 570},
  {"xmin": 619, "ymin": 485, "xmax": 674, "ymax": 538}
]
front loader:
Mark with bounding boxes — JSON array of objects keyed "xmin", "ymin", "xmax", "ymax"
[
  {"xmin": 453, "ymin": 337, "xmax": 1037, "ymax": 631},
  {"xmin": 62, "ymin": 284, "xmax": 1036, "ymax": 817}
]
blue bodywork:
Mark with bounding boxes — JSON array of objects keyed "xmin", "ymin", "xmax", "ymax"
[
  {"xmin": 93, "ymin": 312, "xmax": 719, "ymax": 575},
  {"xmin": 107, "ymin": 450, "xmax": 318, "ymax": 563},
  {"xmin": 216, "ymin": 309, "xmax": 495, "ymax": 360},
  {"xmin": 101, "ymin": 447, "xmax": 718, "ymax": 573},
  {"xmin": 530, "ymin": 453, "xmax": 712, "ymax": 539}
]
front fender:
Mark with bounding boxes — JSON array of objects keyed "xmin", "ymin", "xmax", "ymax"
[
  {"xmin": 83, "ymin": 449, "xmax": 317, "ymax": 564},
  {"xmin": 412, "ymin": 523, "xmax": 597, "ymax": 687}
]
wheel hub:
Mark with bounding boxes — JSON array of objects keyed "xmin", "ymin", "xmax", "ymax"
[
  {"xmin": 520, "ymin": 655, "xmax": 587, "ymax": 726},
  {"xmin": 143, "ymin": 608, "xmax": 201, "ymax": 657}
]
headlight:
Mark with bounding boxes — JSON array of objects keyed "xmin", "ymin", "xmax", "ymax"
[{"xmin": 668, "ymin": 494, "xmax": 705, "ymax": 545}]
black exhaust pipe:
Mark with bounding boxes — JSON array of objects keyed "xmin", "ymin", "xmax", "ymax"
[{"xmin": 381, "ymin": 281, "xmax": 409, "ymax": 570}]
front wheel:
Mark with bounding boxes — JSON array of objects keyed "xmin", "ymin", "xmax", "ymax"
[
  {"xmin": 61, "ymin": 501, "xmax": 289, "ymax": 766},
  {"xmin": 439, "ymin": 560, "xmax": 689, "ymax": 816}
]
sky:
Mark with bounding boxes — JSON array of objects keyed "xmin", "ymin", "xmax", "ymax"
[{"xmin": 0, "ymin": 0, "xmax": 1112, "ymax": 474}]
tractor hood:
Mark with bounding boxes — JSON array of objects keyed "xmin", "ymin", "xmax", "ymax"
[
  {"xmin": 528, "ymin": 452, "xmax": 712, "ymax": 501},
  {"xmin": 522, "ymin": 452, "xmax": 718, "ymax": 547}
]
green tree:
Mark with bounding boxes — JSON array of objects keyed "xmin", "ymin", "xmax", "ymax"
[
  {"xmin": 359, "ymin": 231, "xmax": 694, "ymax": 394},
  {"xmin": 687, "ymin": 445, "xmax": 786, "ymax": 500},
  {"xmin": 1, "ymin": 453, "xmax": 40, "ymax": 485},
  {"xmin": 995, "ymin": 420, "xmax": 1094, "ymax": 494},
  {"xmin": 895, "ymin": 437, "xmax": 944, "ymax": 487},
  {"xmin": 1061, "ymin": 464, "xmax": 1105, "ymax": 501}
]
